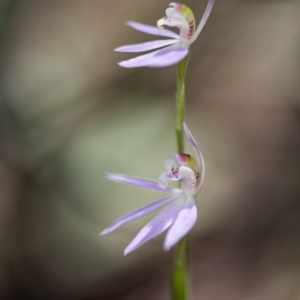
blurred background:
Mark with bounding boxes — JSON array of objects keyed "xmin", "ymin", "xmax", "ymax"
[{"xmin": 0, "ymin": 0, "xmax": 300, "ymax": 299}]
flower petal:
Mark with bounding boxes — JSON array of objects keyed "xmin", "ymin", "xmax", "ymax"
[
  {"xmin": 157, "ymin": 3, "xmax": 195, "ymax": 44},
  {"xmin": 159, "ymin": 155, "xmax": 180, "ymax": 183},
  {"xmin": 183, "ymin": 123, "xmax": 205, "ymax": 192},
  {"xmin": 103, "ymin": 173, "xmax": 172, "ymax": 192},
  {"xmin": 192, "ymin": 0, "xmax": 215, "ymax": 42},
  {"xmin": 178, "ymin": 165, "xmax": 198, "ymax": 195},
  {"xmin": 124, "ymin": 196, "xmax": 185, "ymax": 255},
  {"xmin": 115, "ymin": 39, "xmax": 177, "ymax": 53},
  {"xmin": 100, "ymin": 193, "xmax": 180, "ymax": 235},
  {"xmin": 118, "ymin": 44, "xmax": 188, "ymax": 68},
  {"xmin": 164, "ymin": 197, "xmax": 197, "ymax": 251},
  {"xmin": 126, "ymin": 21, "xmax": 179, "ymax": 39},
  {"xmin": 146, "ymin": 45, "xmax": 188, "ymax": 67}
]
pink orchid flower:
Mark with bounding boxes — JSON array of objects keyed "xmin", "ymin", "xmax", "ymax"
[
  {"xmin": 115, "ymin": 0, "xmax": 215, "ymax": 68},
  {"xmin": 100, "ymin": 123, "xmax": 205, "ymax": 255}
]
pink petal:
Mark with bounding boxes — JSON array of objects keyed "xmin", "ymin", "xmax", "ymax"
[
  {"xmin": 164, "ymin": 197, "xmax": 197, "ymax": 251},
  {"xmin": 183, "ymin": 123, "xmax": 205, "ymax": 192},
  {"xmin": 193, "ymin": 0, "xmax": 215, "ymax": 42},
  {"xmin": 100, "ymin": 193, "xmax": 180, "ymax": 235},
  {"xmin": 126, "ymin": 21, "xmax": 179, "ymax": 39},
  {"xmin": 124, "ymin": 196, "xmax": 185, "ymax": 255},
  {"xmin": 103, "ymin": 173, "xmax": 172, "ymax": 192},
  {"xmin": 115, "ymin": 39, "xmax": 177, "ymax": 53},
  {"xmin": 118, "ymin": 44, "xmax": 188, "ymax": 68}
]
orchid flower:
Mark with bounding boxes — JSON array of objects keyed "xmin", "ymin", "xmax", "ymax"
[
  {"xmin": 101, "ymin": 123, "xmax": 205, "ymax": 255},
  {"xmin": 115, "ymin": 0, "xmax": 215, "ymax": 68}
]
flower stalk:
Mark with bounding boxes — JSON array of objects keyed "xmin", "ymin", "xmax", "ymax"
[
  {"xmin": 172, "ymin": 236, "xmax": 188, "ymax": 300},
  {"xmin": 172, "ymin": 55, "xmax": 190, "ymax": 300},
  {"xmin": 175, "ymin": 54, "xmax": 189, "ymax": 153}
]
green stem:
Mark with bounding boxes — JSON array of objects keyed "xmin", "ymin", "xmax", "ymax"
[
  {"xmin": 172, "ymin": 55, "xmax": 189, "ymax": 300},
  {"xmin": 172, "ymin": 236, "xmax": 188, "ymax": 300},
  {"xmin": 175, "ymin": 55, "xmax": 189, "ymax": 153}
]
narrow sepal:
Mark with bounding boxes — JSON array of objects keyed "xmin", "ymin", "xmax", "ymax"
[
  {"xmin": 183, "ymin": 122, "xmax": 205, "ymax": 192},
  {"xmin": 124, "ymin": 196, "xmax": 185, "ymax": 255},
  {"xmin": 103, "ymin": 173, "xmax": 172, "ymax": 192},
  {"xmin": 192, "ymin": 0, "xmax": 215, "ymax": 42},
  {"xmin": 126, "ymin": 21, "xmax": 180, "ymax": 39},
  {"xmin": 115, "ymin": 39, "xmax": 177, "ymax": 53},
  {"xmin": 100, "ymin": 193, "xmax": 180, "ymax": 235},
  {"xmin": 118, "ymin": 44, "xmax": 188, "ymax": 68}
]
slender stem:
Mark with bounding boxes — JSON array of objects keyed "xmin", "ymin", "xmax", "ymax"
[
  {"xmin": 172, "ymin": 55, "xmax": 189, "ymax": 300},
  {"xmin": 172, "ymin": 236, "xmax": 188, "ymax": 300},
  {"xmin": 175, "ymin": 55, "xmax": 189, "ymax": 153}
]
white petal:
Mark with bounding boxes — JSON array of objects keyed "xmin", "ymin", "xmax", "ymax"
[
  {"xmin": 178, "ymin": 166, "xmax": 197, "ymax": 196},
  {"xmin": 159, "ymin": 155, "xmax": 180, "ymax": 183}
]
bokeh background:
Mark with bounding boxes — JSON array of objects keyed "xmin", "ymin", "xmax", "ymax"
[{"xmin": 0, "ymin": 0, "xmax": 300, "ymax": 299}]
